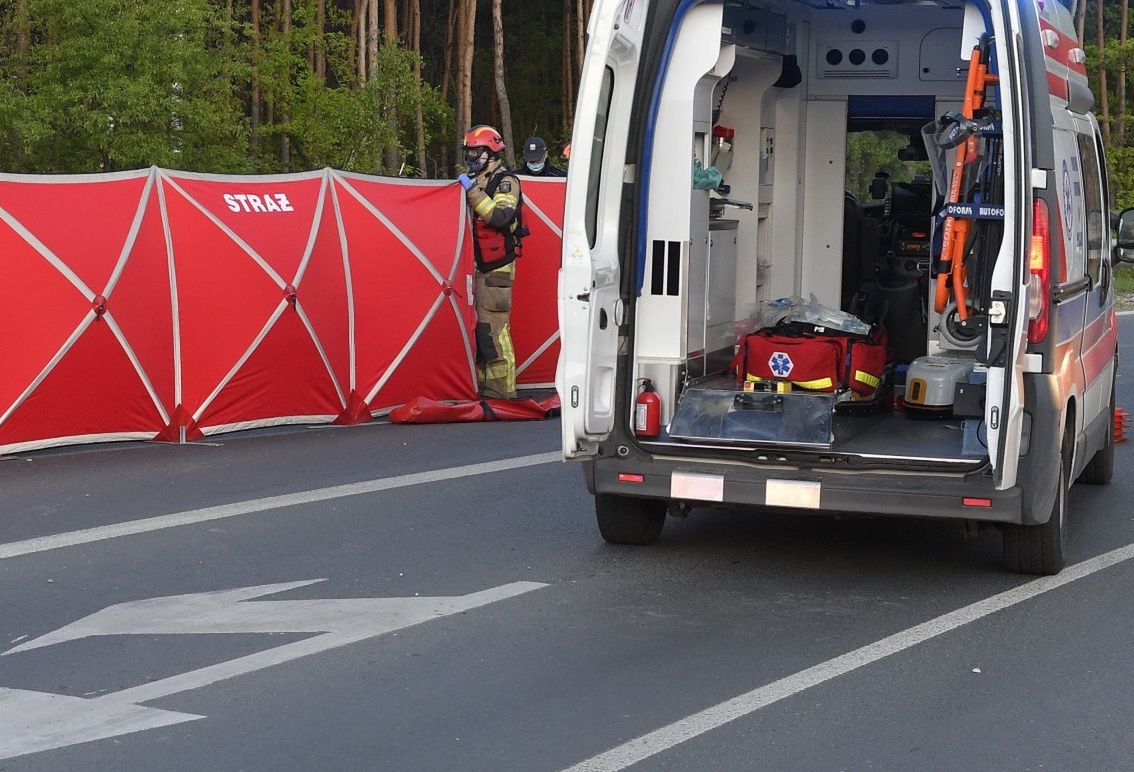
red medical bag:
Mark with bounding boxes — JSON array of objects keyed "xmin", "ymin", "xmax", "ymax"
[
  {"xmin": 735, "ymin": 324, "xmax": 889, "ymax": 396},
  {"xmin": 738, "ymin": 330, "xmax": 844, "ymax": 391}
]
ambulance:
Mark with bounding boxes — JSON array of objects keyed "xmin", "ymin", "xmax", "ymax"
[{"xmin": 557, "ymin": 0, "xmax": 1123, "ymax": 574}]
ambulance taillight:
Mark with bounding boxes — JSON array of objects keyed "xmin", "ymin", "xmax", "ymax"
[{"xmin": 1027, "ymin": 198, "xmax": 1051, "ymax": 345}]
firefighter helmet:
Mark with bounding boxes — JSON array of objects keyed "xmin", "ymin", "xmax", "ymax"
[{"xmin": 463, "ymin": 125, "xmax": 506, "ymax": 154}]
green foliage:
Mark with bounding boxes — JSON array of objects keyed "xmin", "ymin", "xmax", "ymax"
[
  {"xmin": 0, "ymin": 0, "xmax": 452, "ymax": 176},
  {"xmin": 0, "ymin": 0, "xmax": 249, "ymax": 173},
  {"xmin": 845, "ymin": 131, "xmax": 930, "ymax": 202},
  {"xmin": 266, "ymin": 44, "xmax": 452, "ymax": 175},
  {"xmin": 1107, "ymin": 146, "xmax": 1134, "ymax": 211},
  {"xmin": 1114, "ymin": 264, "xmax": 1134, "ymax": 297},
  {"xmin": 368, "ymin": 42, "xmax": 453, "ymax": 177}
]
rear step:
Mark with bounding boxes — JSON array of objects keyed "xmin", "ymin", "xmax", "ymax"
[
  {"xmin": 659, "ymin": 384, "xmax": 987, "ymax": 465},
  {"xmin": 668, "ymin": 388, "xmax": 836, "ymax": 449}
]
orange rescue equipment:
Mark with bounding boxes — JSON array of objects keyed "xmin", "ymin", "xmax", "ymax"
[{"xmin": 935, "ymin": 36, "xmax": 999, "ymax": 320}]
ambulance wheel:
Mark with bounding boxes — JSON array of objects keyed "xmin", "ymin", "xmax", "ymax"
[
  {"xmin": 1079, "ymin": 371, "xmax": 1116, "ymax": 486},
  {"xmin": 595, "ymin": 494, "xmax": 666, "ymax": 546},
  {"xmin": 1002, "ymin": 443, "xmax": 1068, "ymax": 576}
]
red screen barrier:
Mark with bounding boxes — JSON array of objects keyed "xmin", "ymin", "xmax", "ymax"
[
  {"xmin": 1, "ymin": 167, "xmax": 562, "ymax": 454},
  {"xmin": 1, "ymin": 167, "xmax": 561, "ymax": 454},
  {"xmin": 511, "ymin": 177, "xmax": 564, "ymax": 387}
]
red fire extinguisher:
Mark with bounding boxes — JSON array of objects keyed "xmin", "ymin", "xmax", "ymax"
[{"xmin": 635, "ymin": 379, "xmax": 661, "ymax": 437}]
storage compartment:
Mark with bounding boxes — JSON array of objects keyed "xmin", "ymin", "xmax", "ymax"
[{"xmin": 631, "ymin": 0, "xmax": 1013, "ymax": 467}]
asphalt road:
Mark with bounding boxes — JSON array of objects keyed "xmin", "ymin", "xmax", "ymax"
[{"xmin": 2, "ymin": 320, "xmax": 1134, "ymax": 771}]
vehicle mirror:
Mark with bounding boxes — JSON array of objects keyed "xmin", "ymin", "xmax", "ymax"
[
  {"xmin": 869, "ymin": 178, "xmax": 887, "ymax": 200},
  {"xmin": 897, "ymin": 143, "xmax": 927, "ymax": 162},
  {"xmin": 1116, "ymin": 208, "xmax": 1134, "ymax": 251}
]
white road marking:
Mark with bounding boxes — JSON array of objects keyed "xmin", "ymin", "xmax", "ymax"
[
  {"xmin": 0, "ymin": 580, "xmax": 546, "ymax": 760},
  {"xmin": 0, "ymin": 451, "xmax": 561, "ymax": 561},
  {"xmin": 564, "ymin": 542, "xmax": 1134, "ymax": 772}
]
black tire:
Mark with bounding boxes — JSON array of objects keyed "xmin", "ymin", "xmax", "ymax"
[
  {"xmin": 595, "ymin": 494, "xmax": 667, "ymax": 546},
  {"xmin": 1003, "ymin": 447, "xmax": 1068, "ymax": 576},
  {"xmin": 1079, "ymin": 371, "xmax": 1116, "ymax": 486}
]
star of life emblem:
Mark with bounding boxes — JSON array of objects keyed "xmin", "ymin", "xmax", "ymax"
[{"xmin": 769, "ymin": 351, "xmax": 793, "ymax": 378}]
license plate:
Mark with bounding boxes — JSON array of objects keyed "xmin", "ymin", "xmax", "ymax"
[
  {"xmin": 670, "ymin": 472, "xmax": 724, "ymax": 502},
  {"xmin": 765, "ymin": 479, "xmax": 821, "ymax": 509}
]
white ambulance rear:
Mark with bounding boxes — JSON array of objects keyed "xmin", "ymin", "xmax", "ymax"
[{"xmin": 558, "ymin": 0, "xmax": 1120, "ymax": 574}]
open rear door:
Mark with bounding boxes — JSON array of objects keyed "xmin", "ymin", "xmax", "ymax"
[
  {"xmin": 981, "ymin": 0, "xmax": 1028, "ymax": 488},
  {"xmin": 557, "ymin": 0, "xmax": 648, "ymax": 459}
]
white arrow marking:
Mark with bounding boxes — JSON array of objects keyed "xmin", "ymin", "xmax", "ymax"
[
  {"xmin": 0, "ymin": 689, "xmax": 204, "ymax": 760},
  {"xmin": 0, "ymin": 580, "xmax": 545, "ymax": 760}
]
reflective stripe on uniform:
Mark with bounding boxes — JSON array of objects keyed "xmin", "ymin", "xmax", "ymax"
[
  {"xmin": 474, "ymin": 196, "xmax": 495, "ymax": 218},
  {"xmin": 474, "ymin": 192, "xmax": 518, "ymax": 219}
]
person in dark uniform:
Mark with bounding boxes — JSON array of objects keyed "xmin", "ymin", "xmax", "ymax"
[{"xmin": 516, "ymin": 136, "xmax": 567, "ymax": 177}]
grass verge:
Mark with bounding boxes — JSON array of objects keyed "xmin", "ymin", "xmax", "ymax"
[{"xmin": 1117, "ymin": 265, "xmax": 1134, "ymax": 311}]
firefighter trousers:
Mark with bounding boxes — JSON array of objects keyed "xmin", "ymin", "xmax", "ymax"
[{"xmin": 475, "ymin": 263, "xmax": 516, "ymax": 400}]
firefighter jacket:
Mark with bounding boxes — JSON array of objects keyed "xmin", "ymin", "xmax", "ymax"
[{"xmin": 466, "ymin": 168, "xmax": 528, "ymax": 272}]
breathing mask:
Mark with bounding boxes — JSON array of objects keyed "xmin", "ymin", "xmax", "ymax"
[
  {"xmin": 528, "ymin": 161, "xmax": 546, "ymax": 173},
  {"xmin": 465, "ymin": 148, "xmax": 489, "ymax": 175}
]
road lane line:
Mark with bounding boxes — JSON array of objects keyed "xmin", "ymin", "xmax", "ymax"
[
  {"xmin": 0, "ymin": 451, "xmax": 561, "ymax": 561},
  {"xmin": 564, "ymin": 542, "xmax": 1134, "ymax": 772}
]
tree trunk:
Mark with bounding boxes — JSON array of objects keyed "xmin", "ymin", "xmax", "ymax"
[
  {"xmin": 368, "ymin": 0, "xmax": 379, "ymax": 81},
  {"xmin": 455, "ymin": 0, "xmax": 469, "ymax": 163},
  {"xmin": 385, "ymin": 0, "xmax": 398, "ymax": 42},
  {"xmin": 251, "ymin": 0, "xmax": 262, "ymax": 154},
  {"xmin": 281, "ymin": 0, "xmax": 292, "ymax": 171},
  {"xmin": 492, "ymin": 0, "xmax": 516, "ymax": 168},
  {"xmin": 355, "ymin": 0, "xmax": 366, "ymax": 86},
  {"xmin": 440, "ymin": 0, "xmax": 457, "ymax": 174},
  {"xmin": 441, "ymin": 0, "xmax": 456, "ymax": 103},
  {"xmin": 1098, "ymin": 0, "xmax": 1111, "ymax": 143},
  {"xmin": 562, "ymin": 0, "xmax": 574, "ymax": 126},
  {"xmin": 413, "ymin": 0, "xmax": 427, "ymax": 177},
  {"xmin": 456, "ymin": 0, "xmax": 477, "ymax": 162},
  {"xmin": 14, "ymin": 0, "xmax": 29, "ymax": 88},
  {"xmin": 377, "ymin": 0, "xmax": 399, "ymax": 173},
  {"xmin": 316, "ymin": 0, "xmax": 326, "ymax": 82},
  {"xmin": 1076, "ymin": 0, "xmax": 1087, "ymax": 44},
  {"xmin": 383, "ymin": 0, "xmax": 401, "ymax": 173},
  {"xmin": 1120, "ymin": 0, "xmax": 1130, "ymax": 145},
  {"xmin": 15, "ymin": 0, "xmax": 28, "ymax": 53},
  {"xmin": 575, "ymin": 0, "xmax": 585, "ymax": 79}
]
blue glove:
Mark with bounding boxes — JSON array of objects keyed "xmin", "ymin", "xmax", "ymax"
[{"xmin": 458, "ymin": 173, "xmax": 475, "ymax": 191}]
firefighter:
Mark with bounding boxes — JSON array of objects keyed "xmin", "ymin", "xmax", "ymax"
[
  {"xmin": 458, "ymin": 125, "xmax": 528, "ymax": 400},
  {"xmin": 517, "ymin": 136, "xmax": 567, "ymax": 177}
]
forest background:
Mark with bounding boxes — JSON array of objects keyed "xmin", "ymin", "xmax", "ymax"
[{"xmin": 0, "ymin": 1, "xmax": 1131, "ymax": 206}]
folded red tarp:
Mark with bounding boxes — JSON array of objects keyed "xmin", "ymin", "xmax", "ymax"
[{"xmin": 389, "ymin": 395, "xmax": 561, "ymax": 424}]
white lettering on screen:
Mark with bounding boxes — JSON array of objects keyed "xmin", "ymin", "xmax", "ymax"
[{"xmin": 223, "ymin": 193, "xmax": 297, "ymax": 213}]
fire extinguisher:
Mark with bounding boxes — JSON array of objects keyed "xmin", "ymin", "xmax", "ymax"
[{"xmin": 635, "ymin": 379, "xmax": 661, "ymax": 437}]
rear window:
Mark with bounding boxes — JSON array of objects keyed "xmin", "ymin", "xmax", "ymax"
[{"xmin": 1077, "ymin": 133, "xmax": 1104, "ymax": 287}]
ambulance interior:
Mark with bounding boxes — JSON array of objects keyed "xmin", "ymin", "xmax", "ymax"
[{"xmin": 634, "ymin": 0, "xmax": 1013, "ymax": 463}]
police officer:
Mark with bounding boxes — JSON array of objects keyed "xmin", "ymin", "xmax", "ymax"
[
  {"xmin": 516, "ymin": 136, "xmax": 567, "ymax": 177},
  {"xmin": 458, "ymin": 125, "xmax": 528, "ymax": 400}
]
